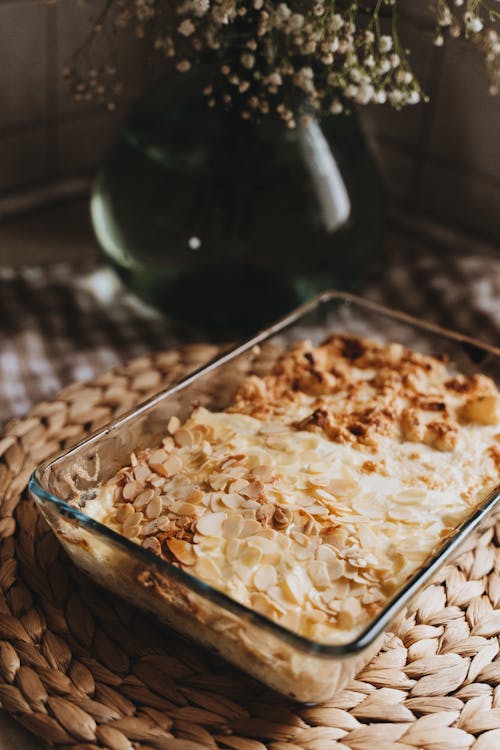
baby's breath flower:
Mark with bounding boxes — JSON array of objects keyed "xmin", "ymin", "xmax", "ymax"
[
  {"xmin": 64, "ymin": 0, "xmax": 499, "ymax": 125},
  {"xmin": 178, "ymin": 19, "xmax": 195, "ymax": 37}
]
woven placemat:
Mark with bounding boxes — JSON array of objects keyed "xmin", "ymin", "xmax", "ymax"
[{"xmin": 1, "ymin": 345, "xmax": 500, "ymax": 750}]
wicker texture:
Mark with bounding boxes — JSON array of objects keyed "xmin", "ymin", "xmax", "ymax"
[{"xmin": 1, "ymin": 345, "xmax": 500, "ymax": 750}]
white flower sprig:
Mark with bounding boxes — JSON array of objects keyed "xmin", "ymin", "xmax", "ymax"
[{"xmin": 64, "ymin": 1, "xmax": 500, "ymax": 126}]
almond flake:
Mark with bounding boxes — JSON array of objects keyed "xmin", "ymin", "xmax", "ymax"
[
  {"xmin": 133, "ymin": 488, "xmax": 155, "ymax": 509},
  {"xmin": 149, "ymin": 463, "xmax": 170, "ymax": 478},
  {"xmin": 142, "ymin": 537, "xmax": 161, "ymax": 554},
  {"xmin": 123, "ymin": 511, "xmax": 143, "ymax": 530},
  {"xmin": 116, "ymin": 503, "xmax": 134, "ymax": 522},
  {"xmin": 209, "ymin": 493, "xmax": 226, "ymax": 512},
  {"xmin": 122, "ymin": 481, "xmax": 142, "ymax": 500},
  {"xmin": 238, "ymin": 543, "xmax": 262, "ymax": 568},
  {"xmin": 240, "ymin": 519, "xmax": 262, "ymax": 537},
  {"xmin": 142, "ymin": 517, "xmax": 170, "ymax": 535},
  {"xmin": 282, "ymin": 573, "xmax": 304, "ymax": 604},
  {"xmin": 149, "ymin": 449, "xmax": 168, "ymax": 465},
  {"xmin": 164, "ymin": 454, "xmax": 183, "ymax": 474},
  {"xmin": 210, "ymin": 474, "xmax": 229, "ymax": 491},
  {"xmin": 196, "ymin": 512, "xmax": 226, "ymax": 537},
  {"xmin": 167, "ymin": 415, "xmax": 181, "ymax": 434},
  {"xmin": 188, "ymin": 489, "xmax": 205, "ymax": 504},
  {"xmin": 222, "ymin": 515, "xmax": 244, "ymax": 539},
  {"xmin": 241, "ymin": 480, "xmax": 264, "ymax": 499},
  {"xmin": 167, "ymin": 538, "xmax": 197, "ymax": 565},
  {"xmin": 222, "ymin": 492, "xmax": 244, "ymax": 510},
  {"xmin": 251, "ymin": 592, "xmax": 285, "ymax": 617},
  {"xmin": 171, "ymin": 501, "xmax": 198, "ymax": 517},
  {"xmin": 251, "ymin": 465, "xmax": 274, "ymax": 481},
  {"xmin": 133, "ymin": 465, "xmax": 150, "ymax": 482},
  {"xmin": 229, "ymin": 479, "xmax": 250, "ymax": 493},
  {"xmin": 253, "ymin": 564, "xmax": 278, "ymax": 591},
  {"xmin": 145, "ymin": 495, "xmax": 162, "ymax": 519},
  {"xmin": 175, "ymin": 428, "xmax": 194, "ymax": 448},
  {"xmin": 123, "ymin": 524, "xmax": 141, "ymax": 539},
  {"xmin": 195, "ymin": 556, "xmax": 222, "ymax": 580},
  {"xmin": 226, "ymin": 539, "xmax": 242, "ymax": 561},
  {"xmin": 308, "ymin": 560, "xmax": 331, "ymax": 589}
]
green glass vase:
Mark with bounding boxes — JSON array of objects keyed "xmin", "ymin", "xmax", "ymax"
[{"xmin": 91, "ymin": 69, "xmax": 385, "ymax": 337}]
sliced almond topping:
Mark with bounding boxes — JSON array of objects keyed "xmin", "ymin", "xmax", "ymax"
[
  {"xmin": 162, "ymin": 435, "xmax": 175, "ymax": 451},
  {"xmin": 149, "ymin": 463, "xmax": 170, "ymax": 478},
  {"xmin": 240, "ymin": 519, "xmax": 262, "ymax": 537},
  {"xmin": 175, "ymin": 428, "xmax": 195, "ymax": 448},
  {"xmin": 145, "ymin": 495, "xmax": 162, "ymax": 519},
  {"xmin": 123, "ymin": 524, "xmax": 141, "ymax": 539},
  {"xmin": 253, "ymin": 564, "xmax": 278, "ymax": 591},
  {"xmin": 240, "ymin": 499, "xmax": 260, "ymax": 510},
  {"xmin": 387, "ymin": 506, "xmax": 420, "ymax": 523},
  {"xmin": 272, "ymin": 506, "xmax": 292, "ymax": 529},
  {"xmin": 164, "ymin": 454, "xmax": 183, "ymax": 474},
  {"xmin": 229, "ymin": 478, "xmax": 250, "ymax": 493},
  {"xmin": 167, "ymin": 538, "xmax": 197, "ymax": 565},
  {"xmin": 308, "ymin": 560, "xmax": 331, "ymax": 589},
  {"xmin": 312, "ymin": 487, "xmax": 336, "ymax": 503},
  {"xmin": 188, "ymin": 489, "xmax": 205, "ymax": 504},
  {"xmin": 142, "ymin": 536, "xmax": 161, "ymax": 554},
  {"xmin": 142, "ymin": 517, "xmax": 170, "ymax": 535},
  {"xmin": 200, "ymin": 440, "xmax": 212, "ymax": 456},
  {"xmin": 226, "ymin": 539, "xmax": 242, "ymax": 561},
  {"xmin": 248, "ymin": 535, "xmax": 280, "ymax": 559},
  {"xmin": 149, "ymin": 449, "xmax": 169, "ymax": 465},
  {"xmin": 209, "ymin": 474, "xmax": 229, "ymax": 491},
  {"xmin": 122, "ymin": 481, "xmax": 142, "ymax": 500},
  {"xmin": 247, "ymin": 480, "xmax": 266, "ymax": 499},
  {"xmin": 167, "ymin": 415, "xmax": 181, "ymax": 434},
  {"xmin": 222, "ymin": 492, "xmax": 244, "ymax": 510},
  {"xmin": 238, "ymin": 543, "xmax": 262, "ymax": 568},
  {"xmin": 251, "ymin": 591, "xmax": 285, "ymax": 617},
  {"xmin": 170, "ymin": 501, "xmax": 198, "ymax": 517},
  {"xmin": 338, "ymin": 596, "xmax": 362, "ymax": 629},
  {"xmin": 123, "ymin": 511, "xmax": 144, "ymax": 530},
  {"xmin": 209, "ymin": 492, "xmax": 226, "ymax": 512},
  {"xmin": 327, "ymin": 478, "xmax": 360, "ymax": 498},
  {"xmin": 196, "ymin": 512, "xmax": 226, "ymax": 537},
  {"xmin": 134, "ymin": 488, "xmax": 155, "ymax": 509},
  {"xmin": 172, "ymin": 484, "xmax": 196, "ymax": 501},
  {"xmin": 250, "ymin": 465, "xmax": 274, "ymax": 481},
  {"xmin": 133, "ymin": 465, "xmax": 150, "ymax": 482},
  {"xmin": 327, "ymin": 559, "xmax": 345, "ymax": 581},
  {"xmin": 282, "ymin": 573, "xmax": 304, "ymax": 605},
  {"xmin": 195, "ymin": 556, "xmax": 222, "ymax": 580},
  {"xmin": 116, "ymin": 503, "xmax": 134, "ymax": 522},
  {"xmin": 222, "ymin": 515, "xmax": 244, "ymax": 539}
]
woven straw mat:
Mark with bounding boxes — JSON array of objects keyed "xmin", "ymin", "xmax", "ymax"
[{"xmin": 1, "ymin": 343, "xmax": 500, "ymax": 750}]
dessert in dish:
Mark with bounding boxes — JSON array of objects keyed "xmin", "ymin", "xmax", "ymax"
[{"xmin": 84, "ymin": 334, "xmax": 500, "ymax": 645}]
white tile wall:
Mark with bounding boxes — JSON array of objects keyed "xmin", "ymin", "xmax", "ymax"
[{"xmin": 0, "ymin": 0, "xmax": 499, "ymax": 241}]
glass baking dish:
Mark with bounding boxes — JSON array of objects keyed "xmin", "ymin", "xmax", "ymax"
[{"xmin": 29, "ymin": 292, "xmax": 500, "ymax": 703}]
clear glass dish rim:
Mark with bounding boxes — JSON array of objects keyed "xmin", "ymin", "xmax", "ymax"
[{"xmin": 28, "ymin": 290, "xmax": 500, "ymax": 659}]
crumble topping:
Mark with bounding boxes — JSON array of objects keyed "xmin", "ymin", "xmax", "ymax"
[{"xmin": 85, "ymin": 335, "xmax": 500, "ymax": 644}]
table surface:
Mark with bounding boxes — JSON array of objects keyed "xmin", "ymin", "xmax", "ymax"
[{"xmin": 1, "ymin": 199, "xmax": 500, "ymax": 748}]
